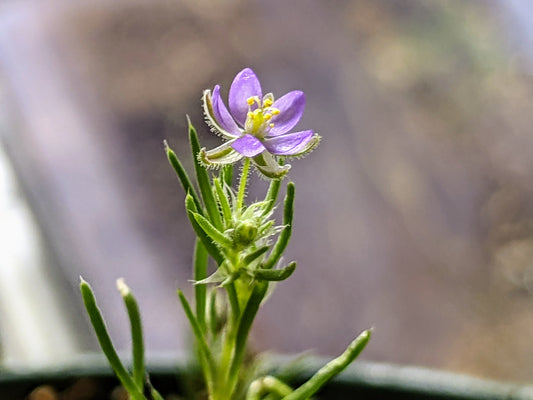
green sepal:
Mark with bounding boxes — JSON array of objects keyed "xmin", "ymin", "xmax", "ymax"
[
  {"xmin": 252, "ymin": 152, "xmax": 290, "ymax": 179},
  {"xmin": 200, "ymin": 141, "xmax": 244, "ymax": 167},
  {"xmin": 252, "ymin": 262, "xmax": 296, "ymax": 282}
]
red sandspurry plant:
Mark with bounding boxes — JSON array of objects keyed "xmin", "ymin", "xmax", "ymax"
[{"xmin": 80, "ymin": 68, "xmax": 370, "ymax": 400}]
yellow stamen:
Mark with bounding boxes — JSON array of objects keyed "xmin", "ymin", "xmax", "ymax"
[
  {"xmin": 263, "ymin": 98, "xmax": 273, "ymax": 107},
  {"xmin": 269, "ymin": 123, "xmax": 275, "ymax": 128},
  {"xmin": 264, "ymin": 114, "xmax": 272, "ymax": 120},
  {"xmin": 271, "ymin": 108, "xmax": 280, "ymax": 115},
  {"xmin": 247, "ymin": 97, "xmax": 255, "ymax": 106}
]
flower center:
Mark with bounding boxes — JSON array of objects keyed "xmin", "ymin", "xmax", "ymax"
[{"xmin": 244, "ymin": 95, "xmax": 280, "ymax": 139}]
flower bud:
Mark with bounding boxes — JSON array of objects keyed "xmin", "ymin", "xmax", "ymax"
[{"xmin": 233, "ymin": 219, "xmax": 258, "ymax": 248}]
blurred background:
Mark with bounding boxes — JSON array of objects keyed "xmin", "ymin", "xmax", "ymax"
[{"xmin": 0, "ymin": 0, "xmax": 533, "ymax": 383}]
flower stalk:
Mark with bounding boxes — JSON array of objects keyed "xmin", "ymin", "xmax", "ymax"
[{"xmin": 237, "ymin": 157, "xmax": 251, "ymax": 211}]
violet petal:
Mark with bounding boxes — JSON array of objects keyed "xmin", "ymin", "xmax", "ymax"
[
  {"xmin": 212, "ymin": 85, "xmax": 241, "ymax": 136},
  {"xmin": 231, "ymin": 134, "xmax": 266, "ymax": 157},
  {"xmin": 229, "ymin": 68, "xmax": 262, "ymax": 126},
  {"xmin": 268, "ymin": 91, "xmax": 305, "ymax": 136},
  {"xmin": 263, "ymin": 130, "xmax": 315, "ymax": 155},
  {"xmin": 203, "ymin": 89, "xmax": 239, "ymax": 139}
]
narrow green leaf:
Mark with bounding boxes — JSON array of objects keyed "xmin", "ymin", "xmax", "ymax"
[
  {"xmin": 164, "ymin": 140, "xmax": 203, "ymax": 214},
  {"xmin": 283, "ymin": 182, "xmax": 295, "ymax": 226},
  {"xmin": 149, "ymin": 386, "xmax": 165, "ymax": 400},
  {"xmin": 225, "ymin": 281, "xmax": 240, "ymax": 319},
  {"xmin": 188, "ymin": 117, "xmax": 223, "ymax": 230},
  {"xmin": 116, "ymin": 279, "xmax": 145, "ymax": 391},
  {"xmin": 186, "ymin": 193, "xmax": 224, "ymax": 265},
  {"xmin": 80, "ymin": 278, "xmax": 144, "ymax": 400},
  {"xmin": 192, "ymin": 212, "xmax": 233, "ymax": 248},
  {"xmin": 177, "ymin": 289, "xmax": 217, "ymax": 389},
  {"xmin": 247, "ymin": 376, "xmax": 293, "ymax": 400},
  {"xmin": 282, "ymin": 330, "xmax": 371, "ymax": 400},
  {"xmin": 263, "ymin": 182, "xmax": 295, "ymax": 269},
  {"xmin": 194, "ymin": 239, "xmax": 208, "ymax": 333},
  {"xmin": 243, "ymin": 246, "xmax": 269, "ymax": 265},
  {"xmin": 214, "ymin": 177, "xmax": 232, "ymax": 227},
  {"xmin": 263, "ymin": 179, "xmax": 281, "ymax": 216},
  {"xmin": 253, "ymin": 262, "xmax": 296, "ymax": 282}
]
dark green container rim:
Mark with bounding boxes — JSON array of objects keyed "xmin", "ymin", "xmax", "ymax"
[{"xmin": 1, "ymin": 355, "xmax": 533, "ymax": 400}]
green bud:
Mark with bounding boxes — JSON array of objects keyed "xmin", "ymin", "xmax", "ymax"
[{"xmin": 233, "ymin": 219, "xmax": 258, "ymax": 248}]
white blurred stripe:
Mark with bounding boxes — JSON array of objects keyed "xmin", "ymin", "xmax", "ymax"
[{"xmin": 0, "ymin": 145, "xmax": 80, "ymax": 368}]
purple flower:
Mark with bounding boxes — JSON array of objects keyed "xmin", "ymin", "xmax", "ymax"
[{"xmin": 200, "ymin": 68, "xmax": 320, "ymax": 178}]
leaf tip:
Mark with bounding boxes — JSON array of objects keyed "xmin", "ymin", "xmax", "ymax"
[{"xmin": 116, "ymin": 278, "xmax": 130, "ymax": 297}]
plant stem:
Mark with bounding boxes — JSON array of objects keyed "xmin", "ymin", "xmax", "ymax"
[
  {"xmin": 216, "ymin": 278, "xmax": 243, "ymax": 398},
  {"xmin": 194, "ymin": 239, "xmax": 208, "ymax": 333},
  {"xmin": 226, "ymin": 283, "xmax": 269, "ymax": 397},
  {"xmin": 237, "ymin": 158, "xmax": 251, "ymax": 211},
  {"xmin": 177, "ymin": 290, "xmax": 217, "ymax": 395}
]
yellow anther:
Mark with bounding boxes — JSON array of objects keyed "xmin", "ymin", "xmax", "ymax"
[
  {"xmin": 247, "ymin": 111, "xmax": 254, "ymax": 119},
  {"xmin": 264, "ymin": 114, "xmax": 272, "ymax": 121},
  {"xmin": 263, "ymin": 98, "xmax": 273, "ymax": 107},
  {"xmin": 269, "ymin": 123, "xmax": 275, "ymax": 128},
  {"xmin": 247, "ymin": 97, "xmax": 255, "ymax": 106},
  {"xmin": 271, "ymin": 108, "xmax": 280, "ymax": 115}
]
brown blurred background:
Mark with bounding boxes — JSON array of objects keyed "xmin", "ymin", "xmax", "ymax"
[{"xmin": 1, "ymin": 0, "xmax": 533, "ymax": 382}]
